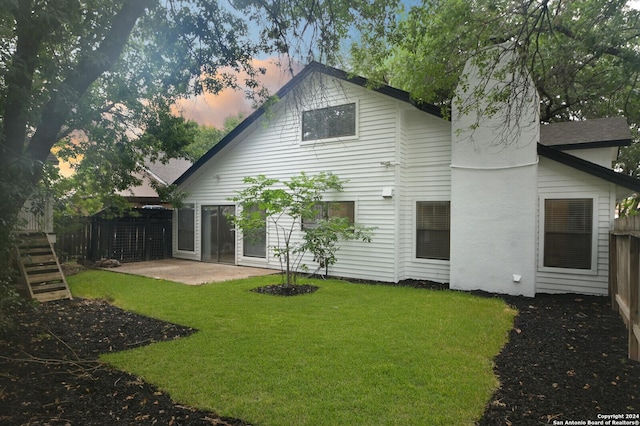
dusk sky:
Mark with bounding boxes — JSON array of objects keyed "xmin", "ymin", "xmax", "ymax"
[
  {"xmin": 175, "ymin": 57, "xmax": 299, "ymax": 128},
  {"xmin": 174, "ymin": 0, "xmax": 640, "ymax": 128}
]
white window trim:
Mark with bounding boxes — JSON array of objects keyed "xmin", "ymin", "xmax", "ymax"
[
  {"xmin": 176, "ymin": 202, "xmax": 196, "ymax": 253},
  {"xmin": 237, "ymin": 204, "xmax": 269, "ymax": 263},
  {"xmin": 537, "ymin": 194, "xmax": 599, "ymax": 276},
  {"xmin": 300, "ymin": 100, "xmax": 359, "ymax": 144},
  {"xmin": 300, "ymin": 199, "xmax": 357, "ymax": 231},
  {"xmin": 412, "ymin": 198, "xmax": 451, "ymax": 264}
]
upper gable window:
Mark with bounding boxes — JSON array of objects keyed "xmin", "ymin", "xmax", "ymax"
[{"xmin": 302, "ymin": 103, "xmax": 356, "ymax": 141}]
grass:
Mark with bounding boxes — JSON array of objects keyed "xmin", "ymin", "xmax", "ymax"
[{"xmin": 68, "ymin": 270, "xmax": 516, "ymax": 426}]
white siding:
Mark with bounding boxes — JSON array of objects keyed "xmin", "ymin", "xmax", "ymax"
[
  {"xmin": 175, "ymin": 73, "xmax": 424, "ymax": 282},
  {"xmin": 398, "ymin": 109, "xmax": 452, "ymax": 283},
  {"xmin": 536, "ymin": 157, "xmax": 614, "ymax": 295},
  {"xmin": 562, "ymin": 147, "xmax": 618, "ymax": 168}
]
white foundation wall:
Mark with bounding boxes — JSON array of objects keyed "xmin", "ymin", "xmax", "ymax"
[
  {"xmin": 450, "ymin": 166, "xmax": 538, "ymax": 296},
  {"xmin": 449, "ymin": 46, "xmax": 540, "ymax": 296},
  {"xmin": 175, "ymin": 73, "xmax": 408, "ymax": 282}
]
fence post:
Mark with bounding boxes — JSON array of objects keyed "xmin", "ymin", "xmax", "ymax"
[{"xmin": 610, "ymin": 232, "xmax": 619, "ymax": 311}]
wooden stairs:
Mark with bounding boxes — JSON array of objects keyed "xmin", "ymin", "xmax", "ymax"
[{"xmin": 14, "ymin": 232, "xmax": 72, "ymax": 302}]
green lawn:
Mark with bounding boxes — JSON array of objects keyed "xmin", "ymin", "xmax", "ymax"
[{"xmin": 68, "ymin": 270, "xmax": 515, "ymax": 426}]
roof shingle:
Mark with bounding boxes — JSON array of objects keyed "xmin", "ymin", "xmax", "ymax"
[{"xmin": 540, "ymin": 117, "xmax": 632, "ymax": 149}]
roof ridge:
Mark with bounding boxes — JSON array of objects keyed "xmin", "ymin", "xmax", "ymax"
[{"xmin": 173, "ymin": 61, "xmax": 441, "ymax": 186}]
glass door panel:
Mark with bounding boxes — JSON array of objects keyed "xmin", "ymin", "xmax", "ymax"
[
  {"xmin": 201, "ymin": 205, "xmax": 236, "ymax": 264},
  {"xmin": 219, "ymin": 206, "xmax": 236, "ymax": 264}
]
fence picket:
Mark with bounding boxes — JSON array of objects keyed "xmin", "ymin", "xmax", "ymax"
[
  {"xmin": 610, "ymin": 217, "xmax": 640, "ymax": 362},
  {"xmin": 54, "ymin": 209, "xmax": 172, "ymax": 264}
]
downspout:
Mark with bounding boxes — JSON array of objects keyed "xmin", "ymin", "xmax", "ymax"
[{"xmin": 393, "ymin": 103, "xmax": 402, "ymax": 283}]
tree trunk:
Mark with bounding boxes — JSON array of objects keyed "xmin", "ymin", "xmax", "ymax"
[
  {"xmin": 0, "ymin": 0, "xmax": 154, "ymax": 272},
  {"xmin": 286, "ymin": 250, "xmax": 291, "ymax": 286}
]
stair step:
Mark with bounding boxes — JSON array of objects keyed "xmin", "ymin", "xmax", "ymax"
[
  {"xmin": 14, "ymin": 232, "xmax": 71, "ymax": 302},
  {"xmin": 20, "ymin": 254, "xmax": 57, "ymax": 265},
  {"xmin": 33, "ymin": 290, "xmax": 72, "ymax": 303},
  {"xmin": 28, "ymin": 272, "xmax": 65, "ymax": 284}
]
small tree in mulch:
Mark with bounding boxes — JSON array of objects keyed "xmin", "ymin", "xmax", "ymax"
[{"xmin": 230, "ymin": 172, "xmax": 374, "ymax": 292}]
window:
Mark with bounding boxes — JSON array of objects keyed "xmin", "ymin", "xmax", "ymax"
[
  {"xmin": 543, "ymin": 198, "xmax": 593, "ymax": 270},
  {"xmin": 302, "ymin": 201, "xmax": 355, "ymax": 230},
  {"xmin": 416, "ymin": 201, "xmax": 450, "ymax": 260},
  {"xmin": 177, "ymin": 203, "xmax": 195, "ymax": 251},
  {"xmin": 243, "ymin": 204, "xmax": 266, "ymax": 258},
  {"xmin": 302, "ymin": 103, "xmax": 356, "ymax": 141}
]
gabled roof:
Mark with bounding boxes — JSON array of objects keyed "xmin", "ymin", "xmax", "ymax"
[
  {"xmin": 539, "ymin": 117, "xmax": 640, "ymax": 192},
  {"xmin": 118, "ymin": 157, "xmax": 192, "ymax": 200},
  {"xmin": 173, "ymin": 62, "xmax": 640, "ymax": 193},
  {"xmin": 173, "ymin": 62, "xmax": 441, "ymax": 186},
  {"xmin": 538, "ymin": 143, "xmax": 640, "ymax": 192},
  {"xmin": 145, "ymin": 157, "xmax": 192, "ymax": 185},
  {"xmin": 540, "ymin": 117, "xmax": 632, "ymax": 150}
]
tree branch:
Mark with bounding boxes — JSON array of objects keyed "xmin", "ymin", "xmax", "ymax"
[{"xmin": 25, "ymin": 0, "xmax": 155, "ymax": 168}]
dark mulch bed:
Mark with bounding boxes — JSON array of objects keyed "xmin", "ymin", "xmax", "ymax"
[
  {"xmin": 481, "ymin": 292, "xmax": 639, "ymax": 425},
  {"xmin": 1, "ymin": 280, "xmax": 638, "ymax": 425},
  {"xmin": 251, "ymin": 283, "xmax": 319, "ymax": 296},
  {"xmin": 0, "ymin": 298, "xmax": 251, "ymax": 425}
]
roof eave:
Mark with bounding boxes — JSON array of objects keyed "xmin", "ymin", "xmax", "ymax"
[
  {"xmin": 537, "ymin": 143, "xmax": 640, "ymax": 193},
  {"xmin": 173, "ymin": 62, "xmax": 441, "ymax": 186},
  {"xmin": 546, "ymin": 138, "xmax": 632, "ymax": 151}
]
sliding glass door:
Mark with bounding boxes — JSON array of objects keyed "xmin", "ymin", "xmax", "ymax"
[{"xmin": 201, "ymin": 205, "xmax": 236, "ymax": 264}]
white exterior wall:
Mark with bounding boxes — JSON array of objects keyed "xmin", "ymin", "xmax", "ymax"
[
  {"xmin": 536, "ymin": 157, "xmax": 614, "ymax": 295},
  {"xmin": 174, "ymin": 63, "xmax": 621, "ymax": 295},
  {"xmin": 449, "ymin": 46, "xmax": 540, "ymax": 297},
  {"xmin": 399, "ymin": 109, "xmax": 452, "ymax": 283},
  {"xmin": 560, "ymin": 147, "xmax": 618, "ymax": 168},
  {"xmin": 175, "ymin": 73, "xmax": 415, "ymax": 282}
]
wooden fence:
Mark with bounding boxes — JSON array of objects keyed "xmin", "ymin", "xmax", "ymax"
[
  {"xmin": 55, "ymin": 217, "xmax": 91, "ymax": 261},
  {"xmin": 55, "ymin": 208, "xmax": 173, "ymax": 263},
  {"xmin": 609, "ymin": 216, "xmax": 640, "ymax": 361}
]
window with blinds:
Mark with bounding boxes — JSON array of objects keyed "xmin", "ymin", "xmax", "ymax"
[
  {"xmin": 543, "ymin": 198, "xmax": 593, "ymax": 270},
  {"xmin": 416, "ymin": 201, "xmax": 450, "ymax": 260}
]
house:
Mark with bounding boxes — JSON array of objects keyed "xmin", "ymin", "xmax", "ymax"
[
  {"xmin": 80, "ymin": 157, "xmax": 192, "ymax": 263},
  {"xmin": 118, "ymin": 156, "xmax": 192, "ymax": 207},
  {"xmin": 172, "ymin": 52, "xmax": 640, "ymax": 297}
]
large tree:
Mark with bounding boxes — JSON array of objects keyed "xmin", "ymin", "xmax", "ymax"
[
  {"xmin": 0, "ymin": 0, "xmax": 398, "ymax": 263},
  {"xmin": 181, "ymin": 112, "xmax": 245, "ymax": 162},
  {"xmin": 351, "ymin": 0, "xmax": 640, "ymax": 127}
]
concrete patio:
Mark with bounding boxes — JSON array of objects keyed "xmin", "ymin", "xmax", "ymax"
[{"xmin": 103, "ymin": 258, "xmax": 276, "ymax": 285}]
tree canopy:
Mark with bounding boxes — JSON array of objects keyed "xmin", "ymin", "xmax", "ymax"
[
  {"xmin": 181, "ymin": 112, "xmax": 245, "ymax": 162},
  {"xmin": 351, "ymin": 0, "xmax": 640, "ymax": 128},
  {"xmin": 0, "ymin": 0, "xmax": 398, "ymax": 255},
  {"xmin": 230, "ymin": 172, "xmax": 374, "ymax": 286}
]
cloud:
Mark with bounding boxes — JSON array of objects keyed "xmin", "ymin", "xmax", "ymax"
[{"xmin": 174, "ymin": 58, "xmax": 300, "ymax": 128}]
